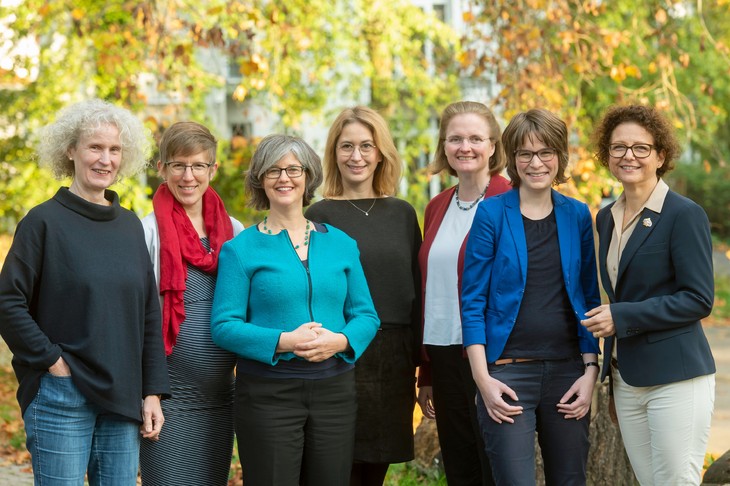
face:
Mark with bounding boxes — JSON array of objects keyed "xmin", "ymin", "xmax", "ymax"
[
  {"xmin": 158, "ymin": 151, "xmax": 217, "ymax": 213},
  {"xmin": 67, "ymin": 124, "xmax": 121, "ymax": 196},
  {"xmin": 608, "ymin": 122, "xmax": 664, "ymax": 189},
  {"xmin": 515, "ymin": 135, "xmax": 558, "ymax": 194},
  {"xmin": 263, "ymin": 152, "xmax": 307, "ymax": 211},
  {"xmin": 444, "ymin": 113, "xmax": 496, "ymax": 177},
  {"xmin": 335, "ymin": 122, "xmax": 381, "ymax": 193}
]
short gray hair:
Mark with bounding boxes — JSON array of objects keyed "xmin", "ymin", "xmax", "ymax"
[
  {"xmin": 37, "ymin": 98, "xmax": 153, "ymax": 180},
  {"xmin": 246, "ymin": 134, "xmax": 323, "ymax": 210}
]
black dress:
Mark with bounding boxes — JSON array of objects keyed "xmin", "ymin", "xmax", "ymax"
[{"xmin": 306, "ymin": 197, "xmax": 421, "ymax": 463}]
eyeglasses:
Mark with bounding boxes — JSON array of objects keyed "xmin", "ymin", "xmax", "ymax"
[
  {"xmin": 608, "ymin": 143, "xmax": 654, "ymax": 159},
  {"xmin": 263, "ymin": 166, "xmax": 306, "ymax": 179},
  {"xmin": 165, "ymin": 162, "xmax": 213, "ymax": 175},
  {"xmin": 444, "ymin": 136, "xmax": 489, "ymax": 146},
  {"xmin": 515, "ymin": 148, "xmax": 558, "ymax": 163},
  {"xmin": 337, "ymin": 142, "xmax": 377, "ymax": 155}
]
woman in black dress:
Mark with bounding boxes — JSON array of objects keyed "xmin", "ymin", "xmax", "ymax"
[{"xmin": 306, "ymin": 106, "xmax": 422, "ymax": 486}]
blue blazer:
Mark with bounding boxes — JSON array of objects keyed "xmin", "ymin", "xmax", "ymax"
[
  {"xmin": 461, "ymin": 189, "xmax": 600, "ymax": 363},
  {"xmin": 597, "ymin": 189, "xmax": 715, "ymax": 386}
]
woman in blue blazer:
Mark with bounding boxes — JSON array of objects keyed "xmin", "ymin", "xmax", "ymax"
[
  {"xmin": 461, "ymin": 109, "xmax": 600, "ymax": 485},
  {"xmin": 582, "ymin": 104, "xmax": 715, "ymax": 485}
]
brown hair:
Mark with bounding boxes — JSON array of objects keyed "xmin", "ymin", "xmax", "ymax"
[
  {"xmin": 592, "ymin": 104, "xmax": 680, "ymax": 177},
  {"xmin": 158, "ymin": 121, "xmax": 217, "ymax": 166},
  {"xmin": 502, "ymin": 109, "xmax": 570, "ymax": 188}
]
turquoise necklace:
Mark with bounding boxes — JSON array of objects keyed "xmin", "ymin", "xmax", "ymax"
[{"xmin": 262, "ymin": 216, "xmax": 311, "ymax": 250}]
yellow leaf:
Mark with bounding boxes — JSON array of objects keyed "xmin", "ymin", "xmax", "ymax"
[
  {"xmin": 610, "ymin": 65, "xmax": 626, "ymax": 82},
  {"xmin": 71, "ymin": 8, "xmax": 84, "ymax": 20},
  {"xmin": 232, "ymin": 85, "xmax": 248, "ymax": 101},
  {"xmin": 624, "ymin": 65, "xmax": 642, "ymax": 78},
  {"xmin": 679, "ymin": 52, "xmax": 690, "ymax": 67},
  {"xmin": 463, "ymin": 11, "xmax": 474, "ymax": 22}
]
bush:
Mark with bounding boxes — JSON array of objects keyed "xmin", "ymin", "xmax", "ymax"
[{"xmin": 668, "ymin": 164, "xmax": 730, "ymax": 240}]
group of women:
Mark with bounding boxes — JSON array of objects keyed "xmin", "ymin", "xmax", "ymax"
[{"xmin": 0, "ymin": 96, "xmax": 715, "ymax": 486}]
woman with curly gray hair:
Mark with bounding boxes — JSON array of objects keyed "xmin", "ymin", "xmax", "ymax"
[{"xmin": 0, "ymin": 98, "xmax": 170, "ymax": 485}]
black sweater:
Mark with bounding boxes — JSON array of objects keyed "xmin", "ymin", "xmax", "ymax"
[
  {"xmin": 305, "ymin": 197, "xmax": 422, "ymax": 330},
  {"xmin": 0, "ymin": 188, "xmax": 170, "ymax": 421}
]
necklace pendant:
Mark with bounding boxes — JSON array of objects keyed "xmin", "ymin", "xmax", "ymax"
[{"xmin": 364, "ymin": 212, "xmax": 369, "ymax": 216}]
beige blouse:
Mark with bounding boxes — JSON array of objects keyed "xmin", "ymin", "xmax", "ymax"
[{"xmin": 606, "ymin": 178, "xmax": 669, "ymax": 357}]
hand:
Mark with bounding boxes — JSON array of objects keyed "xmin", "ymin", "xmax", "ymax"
[
  {"xmin": 582, "ymin": 304, "xmax": 616, "ymax": 339},
  {"xmin": 556, "ymin": 370, "xmax": 597, "ymax": 420},
  {"xmin": 293, "ymin": 327, "xmax": 348, "ymax": 362},
  {"xmin": 276, "ymin": 322, "xmax": 322, "ymax": 353},
  {"xmin": 140, "ymin": 395, "xmax": 164, "ymax": 441},
  {"xmin": 48, "ymin": 356, "xmax": 71, "ymax": 376},
  {"xmin": 417, "ymin": 386, "xmax": 435, "ymax": 419},
  {"xmin": 476, "ymin": 375, "xmax": 523, "ymax": 424}
]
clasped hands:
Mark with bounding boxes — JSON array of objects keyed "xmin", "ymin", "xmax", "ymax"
[{"xmin": 277, "ymin": 322, "xmax": 348, "ymax": 362}]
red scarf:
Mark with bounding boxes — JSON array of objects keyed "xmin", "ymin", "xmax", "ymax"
[{"xmin": 153, "ymin": 183, "xmax": 234, "ymax": 355}]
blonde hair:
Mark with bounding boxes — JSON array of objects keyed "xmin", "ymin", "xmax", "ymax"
[
  {"xmin": 322, "ymin": 106, "xmax": 401, "ymax": 197},
  {"xmin": 37, "ymin": 98, "xmax": 152, "ymax": 180},
  {"xmin": 430, "ymin": 101, "xmax": 506, "ymax": 177}
]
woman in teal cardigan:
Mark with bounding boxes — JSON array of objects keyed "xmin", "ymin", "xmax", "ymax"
[{"xmin": 211, "ymin": 134, "xmax": 379, "ymax": 486}]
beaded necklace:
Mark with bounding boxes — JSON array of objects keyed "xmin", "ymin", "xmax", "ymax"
[
  {"xmin": 454, "ymin": 182, "xmax": 490, "ymax": 211},
  {"xmin": 262, "ymin": 216, "xmax": 311, "ymax": 250}
]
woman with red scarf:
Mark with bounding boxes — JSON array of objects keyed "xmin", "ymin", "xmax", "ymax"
[{"xmin": 140, "ymin": 122, "xmax": 243, "ymax": 485}]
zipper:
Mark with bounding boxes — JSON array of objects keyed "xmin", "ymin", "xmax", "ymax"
[{"xmin": 290, "ymin": 230, "xmax": 315, "ymax": 322}]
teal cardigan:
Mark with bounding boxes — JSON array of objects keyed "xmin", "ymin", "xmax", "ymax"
[{"xmin": 211, "ymin": 224, "xmax": 379, "ymax": 365}]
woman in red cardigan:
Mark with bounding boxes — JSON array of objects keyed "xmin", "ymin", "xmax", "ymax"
[{"xmin": 417, "ymin": 101, "xmax": 510, "ymax": 485}]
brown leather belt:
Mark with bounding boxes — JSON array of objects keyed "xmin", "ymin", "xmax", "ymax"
[
  {"xmin": 610, "ymin": 357, "xmax": 619, "ymax": 370},
  {"xmin": 493, "ymin": 358, "xmax": 537, "ymax": 365}
]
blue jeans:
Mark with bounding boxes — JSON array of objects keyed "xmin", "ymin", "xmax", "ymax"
[
  {"xmin": 23, "ymin": 374, "xmax": 140, "ymax": 486},
  {"xmin": 476, "ymin": 358, "xmax": 590, "ymax": 486}
]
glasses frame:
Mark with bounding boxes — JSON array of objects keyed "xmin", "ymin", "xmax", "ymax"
[
  {"xmin": 608, "ymin": 143, "xmax": 655, "ymax": 159},
  {"xmin": 514, "ymin": 148, "xmax": 558, "ymax": 163},
  {"xmin": 263, "ymin": 165, "xmax": 307, "ymax": 180},
  {"xmin": 444, "ymin": 136, "xmax": 489, "ymax": 147},
  {"xmin": 337, "ymin": 142, "xmax": 377, "ymax": 155},
  {"xmin": 164, "ymin": 161, "xmax": 214, "ymax": 175}
]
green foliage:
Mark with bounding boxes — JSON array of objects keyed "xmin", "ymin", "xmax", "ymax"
[
  {"xmin": 384, "ymin": 462, "xmax": 447, "ymax": 486},
  {"xmin": 713, "ymin": 274, "xmax": 730, "ymax": 321},
  {"xmin": 669, "ymin": 162, "xmax": 730, "ymax": 239},
  {"xmin": 463, "ymin": 0, "xmax": 730, "ymax": 207},
  {"xmin": 0, "ymin": 0, "xmax": 459, "ymax": 230}
]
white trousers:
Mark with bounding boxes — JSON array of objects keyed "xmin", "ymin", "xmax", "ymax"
[{"xmin": 612, "ymin": 368, "xmax": 715, "ymax": 486}]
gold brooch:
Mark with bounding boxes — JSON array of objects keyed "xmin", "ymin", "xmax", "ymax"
[{"xmin": 642, "ymin": 217, "xmax": 652, "ymax": 227}]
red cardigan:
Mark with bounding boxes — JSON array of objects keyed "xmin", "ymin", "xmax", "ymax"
[{"xmin": 417, "ymin": 175, "xmax": 511, "ymax": 386}]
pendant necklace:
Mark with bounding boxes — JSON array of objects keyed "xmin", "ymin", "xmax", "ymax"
[
  {"xmin": 455, "ymin": 182, "xmax": 490, "ymax": 211},
  {"xmin": 346, "ymin": 198, "xmax": 377, "ymax": 216},
  {"xmin": 262, "ymin": 216, "xmax": 311, "ymax": 250}
]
